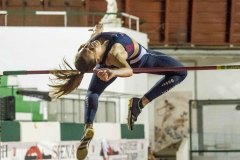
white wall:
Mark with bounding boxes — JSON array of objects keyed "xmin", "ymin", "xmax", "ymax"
[
  {"xmin": 197, "ymin": 69, "xmax": 240, "ymax": 99},
  {"xmin": 93, "ymin": 123, "xmax": 121, "ymax": 140},
  {"xmin": 20, "ymin": 122, "xmax": 60, "ymax": 142},
  {"xmin": 176, "ymin": 138, "xmax": 189, "ymax": 160}
]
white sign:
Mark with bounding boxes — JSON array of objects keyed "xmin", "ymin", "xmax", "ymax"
[{"xmin": 0, "ymin": 139, "xmax": 148, "ymax": 160}]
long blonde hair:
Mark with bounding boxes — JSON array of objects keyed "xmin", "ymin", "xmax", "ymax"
[
  {"xmin": 49, "ymin": 43, "xmax": 98, "ymax": 99},
  {"xmin": 49, "ymin": 58, "xmax": 84, "ymax": 98}
]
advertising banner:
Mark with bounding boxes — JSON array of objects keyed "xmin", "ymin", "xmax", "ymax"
[{"xmin": 0, "ymin": 139, "xmax": 148, "ymax": 160}]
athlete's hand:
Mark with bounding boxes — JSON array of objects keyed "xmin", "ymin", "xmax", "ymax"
[{"xmin": 93, "ymin": 68, "xmax": 115, "ymax": 81}]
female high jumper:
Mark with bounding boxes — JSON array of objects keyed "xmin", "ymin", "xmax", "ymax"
[{"xmin": 49, "ymin": 23, "xmax": 187, "ymax": 160}]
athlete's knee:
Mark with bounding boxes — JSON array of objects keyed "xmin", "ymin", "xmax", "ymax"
[
  {"xmin": 180, "ymin": 70, "xmax": 187, "ymax": 81},
  {"xmin": 174, "ymin": 62, "xmax": 187, "ymax": 80},
  {"xmin": 174, "ymin": 71, "xmax": 187, "ymax": 83}
]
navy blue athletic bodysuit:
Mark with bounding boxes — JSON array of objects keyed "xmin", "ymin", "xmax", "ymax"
[{"xmin": 84, "ymin": 32, "xmax": 187, "ymax": 123}]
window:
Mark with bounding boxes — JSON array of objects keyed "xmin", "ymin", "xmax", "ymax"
[
  {"xmin": 95, "ymin": 101, "xmax": 116, "ymax": 123},
  {"xmin": 47, "ymin": 98, "xmax": 116, "ymax": 123}
]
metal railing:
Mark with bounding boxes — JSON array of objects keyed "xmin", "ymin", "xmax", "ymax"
[
  {"xmin": 121, "ymin": 12, "xmax": 139, "ymax": 31},
  {"xmin": 35, "ymin": 11, "xmax": 67, "ymax": 27},
  {"xmin": 0, "ymin": 10, "xmax": 7, "ymax": 26}
]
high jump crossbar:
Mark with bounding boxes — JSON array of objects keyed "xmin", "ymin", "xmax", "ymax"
[{"xmin": 2, "ymin": 65, "xmax": 240, "ymax": 76}]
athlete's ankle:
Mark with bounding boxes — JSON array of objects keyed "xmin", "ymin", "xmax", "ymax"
[
  {"xmin": 138, "ymin": 99, "xmax": 144, "ymax": 109},
  {"xmin": 85, "ymin": 123, "xmax": 93, "ymax": 129},
  {"xmin": 140, "ymin": 96, "xmax": 150, "ymax": 108}
]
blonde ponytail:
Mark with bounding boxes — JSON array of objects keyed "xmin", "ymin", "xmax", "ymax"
[{"xmin": 49, "ymin": 58, "xmax": 84, "ymax": 98}]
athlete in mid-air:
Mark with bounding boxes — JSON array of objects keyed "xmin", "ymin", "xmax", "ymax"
[{"xmin": 50, "ymin": 23, "xmax": 187, "ymax": 160}]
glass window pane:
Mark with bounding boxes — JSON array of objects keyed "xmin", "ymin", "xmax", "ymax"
[
  {"xmin": 63, "ymin": 99, "xmax": 74, "ymax": 113},
  {"xmin": 62, "ymin": 99, "xmax": 73, "ymax": 122},
  {"xmin": 79, "ymin": 100, "xmax": 85, "ymax": 123},
  {"xmin": 47, "ymin": 98, "xmax": 116, "ymax": 123},
  {"xmin": 107, "ymin": 102, "xmax": 116, "ymax": 122},
  {"xmin": 95, "ymin": 101, "xmax": 107, "ymax": 122},
  {"xmin": 95, "ymin": 101, "xmax": 116, "ymax": 123},
  {"xmin": 47, "ymin": 100, "xmax": 61, "ymax": 121},
  {"xmin": 73, "ymin": 99, "xmax": 85, "ymax": 123}
]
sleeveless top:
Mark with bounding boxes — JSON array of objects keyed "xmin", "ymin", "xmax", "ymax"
[{"xmin": 91, "ymin": 32, "xmax": 135, "ymax": 65}]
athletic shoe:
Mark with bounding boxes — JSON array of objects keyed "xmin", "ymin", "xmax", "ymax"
[
  {"xmin": 76, "ymin": 128, "xmax": 94, "ymax": 160},
  {"xmin": 127, "ymin": 97, "xmax": 142, "ymax": 130}
]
